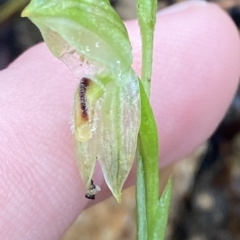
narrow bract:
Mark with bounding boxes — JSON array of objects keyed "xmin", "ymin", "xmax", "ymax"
[{"xmin": 22, "ymin": 0, "xmax": 141, "ymax": 201}]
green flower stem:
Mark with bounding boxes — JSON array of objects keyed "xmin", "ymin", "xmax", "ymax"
[
  {"xmin": 137, "ymin": 0, "xmax": 158, "ymax": 96},
  {"xmin": 136, "ymin": 148, "xmax": 147, "ymax": 240},
  {"xmin": 137, "ymin": 0, "xmax": 172, "ymax": 239}
]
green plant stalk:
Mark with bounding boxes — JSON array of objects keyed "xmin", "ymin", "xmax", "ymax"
[
  {"xmin": 137, "ymin": 0, "xmax": 158, "ymax": 96},
  {"xmin": 136, "ymin": 148, "xmax": 147, "ymax": 240},
  {"xmin": 137, "ymin": 0, "xmax": 159, "ymax": 235},
  {"xmin": 137, "ymin": 0, "xmax": 172, "ymax": 239}
]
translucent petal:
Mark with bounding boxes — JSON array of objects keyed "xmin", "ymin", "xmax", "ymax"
[{"xmin": 98, "ymin": 70, "xmax": 140, "ymax": 201}]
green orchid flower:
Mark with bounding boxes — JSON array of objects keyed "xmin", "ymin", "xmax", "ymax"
[{"xmin": 22, "ymin": 0, "xmax": 141, "ymax": 202}]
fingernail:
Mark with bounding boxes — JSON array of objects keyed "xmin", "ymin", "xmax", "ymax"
[{"xmin": 159, "ymin": 0, "xmax": 208, "ymax": 16}]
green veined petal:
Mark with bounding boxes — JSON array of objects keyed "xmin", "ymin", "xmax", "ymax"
[
  {"xmin": 22, "ymin": 0, "xmax": 132, "ymax": 72},
  {"xmin": 73, "ymin": 69, "xmax": 140, "ymax": 201}
]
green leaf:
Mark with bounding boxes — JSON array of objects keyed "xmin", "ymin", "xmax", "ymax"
[
  {"xmin": 136, "ymin": 149, "xmax": 148, "ymax": 240},
  {"xmin": 150, "ymin": 178, "xmax": 172, "ymax": 240},
  {"xmin": 138, "ymin": 80, "xmax": 172, "ymax": 239},
  {"xmin": 138, "ymin": 80, "xmax": 159, "ymax": 230}
]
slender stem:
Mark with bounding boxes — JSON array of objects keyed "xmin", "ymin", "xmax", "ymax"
[
  {"xmin": 136, "ymin": 148, "xmax": 147, "ymax": 240},
  {"xmin": 140, "ymin": 32, "xmax": 154, "ymax": 96},
  {"xmin": 136, "ymin": 0, "xmax": 160, "ymax": 239},
  {"xmin": 137, "ymin": 0, "xmax": 158, "ymax": 96}
]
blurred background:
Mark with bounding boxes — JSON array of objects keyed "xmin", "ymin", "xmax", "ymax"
[{"xmin": 1, "ymin": 0, "xmax": 240, "ymax": 239}]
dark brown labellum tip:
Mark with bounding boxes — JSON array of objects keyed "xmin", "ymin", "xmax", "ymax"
[
  {"xmin": 85, "ymin": 193, "xmax": 95, "ymax": 200},
  {"xmin": 79, "ymin": 77, "xmax": 92, "ymax": 120}
]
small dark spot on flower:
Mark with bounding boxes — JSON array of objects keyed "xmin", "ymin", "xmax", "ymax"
[
  {"xmin": 85, "ymin": 193, "xmax": 95, "ymax": 200},
  {"xmin": 79, "ymin": 77, "xmax": 91, "ymax": 120},
  {"xmin": 85, "ymin": 179, "xmax": 100, "ymax": 200}
]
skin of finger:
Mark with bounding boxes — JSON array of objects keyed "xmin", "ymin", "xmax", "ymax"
[{"xmin": 0, "ymin": 3, "xmax": 239, "ymax": 240}]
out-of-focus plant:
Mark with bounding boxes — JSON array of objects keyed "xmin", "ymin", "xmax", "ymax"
[
  {"xmin": 22, "ymin": 0, "xmax": 172, "ymax": 239},
  {"xmin": 0, "ymin": 0, "xmax": 29, "ymax": 23}
]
